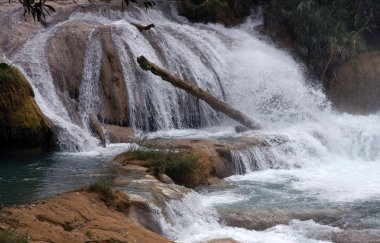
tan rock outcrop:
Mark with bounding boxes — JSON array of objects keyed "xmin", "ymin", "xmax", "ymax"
[
  {"xmin": 329, "ymin": 51, "xmax": 380, "ymax": 114},
  {"xmin": 47, "ymin": 21, "xmax": 94, "ymax": 123},
  {"xmin": 47, "ymin": 22, "xmax": 130, "ymax": 126},
  {"xmin": 98, "ymin": 25, "xmax": 130, "ymax": 126},
  {"xmin": 114, "ymin": 137, "xmax": 264, "ymax": 187}
]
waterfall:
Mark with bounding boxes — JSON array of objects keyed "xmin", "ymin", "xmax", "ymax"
[
  {"xmin": 4, "ymin": 3, "xmax": 380, "ymax": 242},
  {"xmin": 5, "ymin": 3, "xmax": 330, "ymax": 151},
  {"xmin": 8, "ymin": 19, "xmax": 100, "ymax": 151}
]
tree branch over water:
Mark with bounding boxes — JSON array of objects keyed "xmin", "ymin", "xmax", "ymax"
[
  {"xmin": 137, "ymin": 55, "xmax": 260, "ymax": 130},
  {"xmin": 10, "ymin": 0, "xmax": 156, "ymax": 22}
]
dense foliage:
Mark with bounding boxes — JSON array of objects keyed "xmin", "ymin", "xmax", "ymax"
[
  {"xmin": 266, "ymin": 0, "xmax": 380, "ymax": 80},
  {"xmin": 177, "ymin": 0, "xmax": 253, "ymax": 26}
]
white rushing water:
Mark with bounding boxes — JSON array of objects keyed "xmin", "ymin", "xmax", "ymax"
[{"xmin": 5, "ymin": 3, "xmax": 380, "ymax": 242}]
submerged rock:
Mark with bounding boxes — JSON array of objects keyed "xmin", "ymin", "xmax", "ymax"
[
  {"xmin": 329, "ymin": 230, "xmax": 380, "ymax": 243},
  {"xmin": 0, "ymin": 64, "xmax": 54, "ymax": 152},
  {"xmin": 218, "ymin": 208, "xmax": 289, "ymax": 231}
]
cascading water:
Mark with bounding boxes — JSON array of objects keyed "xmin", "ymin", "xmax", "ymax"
[
  {"xmin": 79, "ymin": 28, "xmax": 103, "ymax": 128},
  {"xmin": 4, "ymin": 3, "xmax": 380, "ymax": 242},
  {"xmin": 8, "ymin": 18, "xmax": 100, "ymax": 151}
]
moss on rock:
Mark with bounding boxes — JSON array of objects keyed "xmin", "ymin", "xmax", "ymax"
[{"xmin": 0, "ymin": 63, "xmax": 54, "ymax": 152}]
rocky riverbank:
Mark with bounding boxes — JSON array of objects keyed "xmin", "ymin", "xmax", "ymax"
[{"xmin": 0, "ymin": 135, "xmax": 267, "ymax": 242}]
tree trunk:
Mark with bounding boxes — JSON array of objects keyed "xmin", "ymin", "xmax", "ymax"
[{"xmin": 137, "ymin": 55, "xmax": 260, "ymax": 129}]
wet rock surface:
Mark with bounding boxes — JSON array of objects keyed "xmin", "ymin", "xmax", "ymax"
[{"xmin": 105, "ymin": 124, "xmax": 134, "ymax": 143}]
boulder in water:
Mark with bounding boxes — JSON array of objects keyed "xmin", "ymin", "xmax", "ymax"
[
  {"xmin": 157, "ymin": 173, "xmax": 175, "ymax": 184},
  {"xmin": 105, "ymin": 124, "xmax": 134, "ymax": 143}
]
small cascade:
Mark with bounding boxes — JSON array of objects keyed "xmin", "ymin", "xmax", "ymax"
[
  {"xmin": 230, "ymin": 146, "xmax": 284, "ymax": 174},
  {"xmin": 155, "ymin": 192, "xmax": 220, "ymax": 241}
]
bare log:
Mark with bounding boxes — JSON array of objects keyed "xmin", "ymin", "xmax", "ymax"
[
  {"xmin": 131, "ymin": 23, "xmax": 155, "ymax": 31},
  {"xmin": 137, "ymin": 55, "xmax": 260, "ymax": 129}
]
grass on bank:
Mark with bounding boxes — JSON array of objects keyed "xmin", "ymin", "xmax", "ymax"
[
  {"xmin": 0, "ymin": 228, "xmax": 28, "ymax": 243},
  {"xmin": 123, "ymin": 147, "xmax": 201, "ymax": 186},
  {"xmin": 87, "ymin": 179, "xmax": 116, "ymax": 204}
]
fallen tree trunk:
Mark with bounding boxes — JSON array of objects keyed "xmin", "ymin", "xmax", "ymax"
[{"xmin": 137, "ymin": 55, "xmax": 260, "ymax": 129}]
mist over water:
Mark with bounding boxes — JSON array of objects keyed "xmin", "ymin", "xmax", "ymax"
[{"xmin": 4, "ymin": 4, "xmax": 380, "ymax": 242}]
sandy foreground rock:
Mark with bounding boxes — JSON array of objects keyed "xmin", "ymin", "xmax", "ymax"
[{"xmin": 0, "ymin": 190, "xmax": 172, "ymax": 243}]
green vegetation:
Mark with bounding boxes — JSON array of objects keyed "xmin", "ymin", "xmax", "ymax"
[
  {"xmin": 0, "ymin": 228, "xmax": 28, "ymax": 243},
  {"xmin": 87, "ymin": 179, "xmax": 116, "ymax": 204},
  {"xmin": 124, "ymin": 148, "xmax": 201, "ymax": 186},
  {"xmin": 266, "ymin": 0, "xmax": 380, "ymax": 80}
]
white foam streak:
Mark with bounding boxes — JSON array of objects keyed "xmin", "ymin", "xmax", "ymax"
[{"xmin": 158, "ymin": 192, "xmax": 339, "ymax": 243}]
